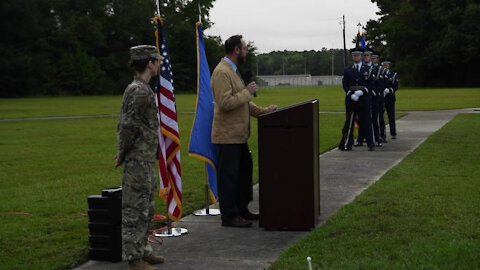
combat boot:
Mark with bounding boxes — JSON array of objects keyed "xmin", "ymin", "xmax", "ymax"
[
  {"xmin": 143, "ymin": 254, "xmax": 165, "ymax": 264},
  {"xmin": 127, "ymin": 259, "xmax": 158, "ymax": 270}
]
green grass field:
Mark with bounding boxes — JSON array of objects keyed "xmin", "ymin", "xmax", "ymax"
[
  {"xmin": 1, "ymin": 87, "xmax": 479, "ymax": 119},
  {"xmin": 0, "ymin": 87, "xmax": 479, "ymax": 269}
]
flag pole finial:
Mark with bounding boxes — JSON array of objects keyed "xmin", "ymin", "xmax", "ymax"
[
  {"xmin": 156, "ymin": 0, "xmax": 161, "ymax": 17},
  {"xmin": 198, "ymin": 3, "xmax": 202, "ymax": 23}
]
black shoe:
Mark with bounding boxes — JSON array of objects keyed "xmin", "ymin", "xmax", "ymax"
[
  {"xmin": 354, "ymin": 142, "xmax": 363, "ymax": 147},
  {"xmin": 376, "ymin": 142, "xmax": 382, "ymax": 147},
  {"xmin": 368, "ymin": 147, "xmax": 375, "ymax": 151},
  {"xmin": 338, "ymin": 146, "xmax": 345, "ymax": 151},
  {"xmin": 345, "ymin": 147, "xmax": 352, "ymax": 151},
  {"xmin": 240, "ymin": 211, "xmax": 260, "ymax": 220},
  {"xmin": 392, "ymin": 135, "xmax": 397, "ymax": 139},
  {"xmin": 222, "ymin": 216, "xmax": 252, "ymax": 227}
]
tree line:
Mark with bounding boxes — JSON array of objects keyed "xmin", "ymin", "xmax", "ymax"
[
  {"xmin": 0, "ymin": 0, "xmax": 224, "ymax": 97},
  {"xmin": 256, "ymin": 49, "xmax": 347, "ymax": 77},
  {"xmin": 1, "ymin": 0, "xmax": 478, "ymax": 97}
]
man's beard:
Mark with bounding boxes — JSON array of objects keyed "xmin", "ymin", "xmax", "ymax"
[{"xmin": 237, "ymin": 54, "xmax": 246, "ymax": 64}]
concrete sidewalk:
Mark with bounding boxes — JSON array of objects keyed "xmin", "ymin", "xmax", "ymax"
[{"xmin": 74, "ymin": 108, "xmax": 478, "ymax": 270}]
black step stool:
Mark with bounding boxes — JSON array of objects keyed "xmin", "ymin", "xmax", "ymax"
[{"xmin": 87, "ymin": 187, "xmax": 122, "ymax": 262}]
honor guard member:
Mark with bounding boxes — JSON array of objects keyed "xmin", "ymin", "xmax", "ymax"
[
  {"xmin": 355, "ymin": 48, "xmax": 382, "ymax": 147},
  {"xmin": 371, "ymin": 51, "xmax": 380, "ymax": 66},
  {"xmin": 368, "ymin": 49, "xmax": 383, "ymax": 146},
  {"xmin": 380, "ymin": 58, "xmax": 399, "ymax": 140},
  {"xmin": 338, "ymin": 47, "xmax": 375, "ymax": 151},
  {"xmin": 371, "ymin": 51, "xmax": 387, "ymax": 143},
  {"xmin": 115, "ymin": 45, "xmax": 165, "ymax": 270}
]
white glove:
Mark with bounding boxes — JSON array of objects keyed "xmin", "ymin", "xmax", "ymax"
[
  {"xmin": 384, "ymin": 88, "xmax": 389, "ymax": 96},
  {"xmin": 354, "ymin": 90, "xmax": 363, "ymax": 96},
  {"xmin": 351, "ymin": 94, "xmax": 359, "ymax": 101}
]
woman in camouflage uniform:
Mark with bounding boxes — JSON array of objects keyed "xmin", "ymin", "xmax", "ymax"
[{"xmin": 115, "ymin": 45, "xmax": 164, "ymax": 270}]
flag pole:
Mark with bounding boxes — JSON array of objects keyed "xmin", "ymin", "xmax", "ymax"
[
  {"xmin": 155, "ymin": 0, "xmax": 161, "ymax": 17},
  {"xmin": 167, "ymin": 205, "xmax": 172, "ymax": 234},
  {"xmin": 154, "ymin": 203, "xmax": 188, "ymax": 237},
  {"xmin": 193, "ymin": 164, "xmax": 220, "ymax": 216},
  {"xmin": 204, "ymin": 168, "xmax": 209, "ymax": 214},
  {"xmin": 198, "ymin": 3, "xmax": 202, "ymax": 23}
]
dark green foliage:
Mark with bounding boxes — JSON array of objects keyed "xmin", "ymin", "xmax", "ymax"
[
  {"xmin": 159, "ymin": 0, "xmax": 220, "ymax": 92},
  {"xmin": 0, "ymin": 0, "xmax": 221, "ymax": 97},
  {"xmin": 365, "ymin": 0, "xmax": 480, "ymax": 86},
  {"xmin": 204, "ymin": 35, "xmax": 224, "ymax": 73},
  {"xmin": 0, "ymin": 0, "xmax": 56, "ymax": 97}
]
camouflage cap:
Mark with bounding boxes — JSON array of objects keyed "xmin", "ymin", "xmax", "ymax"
[{"xmin": 130, "ymin": 45, "xmax": 164, "ymax": 61}]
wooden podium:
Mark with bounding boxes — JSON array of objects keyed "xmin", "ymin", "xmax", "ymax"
[{"xmin": 258, "ymin": 99, "xmax": 319, "ymax": 230}]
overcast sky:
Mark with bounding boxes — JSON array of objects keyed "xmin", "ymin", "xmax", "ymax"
[{"xmin": 204, "ymin": 0, "xmax": 380, "ymax": 53}]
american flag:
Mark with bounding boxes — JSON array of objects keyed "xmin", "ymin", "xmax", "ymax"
[{"xmin": 154, "ymin": 17, "xmax": 182, "ymax": 221}]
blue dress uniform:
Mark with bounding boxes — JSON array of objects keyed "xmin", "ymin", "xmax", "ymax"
[
  {"xmin": 382, "ymin": 66, "xmax": 399, "ymax": 138},
  {"xmin": 339, "ymin": 59, "xmax": 375, "ymax": 150},
  {"xmin": 356, "ymin": 61, "xmax": 382, "ymax": 146}
]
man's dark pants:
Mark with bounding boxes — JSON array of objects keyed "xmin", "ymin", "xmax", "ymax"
[
  {"xmin": 371, "ymin": 93, "xmax": 381, "ymax": 143},
  {"xmin": 339, "ymin": 97, "xmax": 355, "ymax": 149},
  {"xmin": 216, "ymin": 143, "xmax": 253, "ymax": 222},
  {"xmin": 351, "ymin": 94, "xmax": 375, "ymax": 148},
  {"xmin": 385, "ymin": 94, "xmax": 396, "ymax": 136},
  {"xmin": 379, "ymin": 95, "xmax": 386, "ymax": 139},
  {"xmin": 357, "ymin": 94, "xmax": 381, "ymax": 144}
]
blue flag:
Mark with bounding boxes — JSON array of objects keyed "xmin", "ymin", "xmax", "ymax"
[
  {"xmin": 188, "ymin": 22, "xmax": 218, "ymax": 203},
  {"xmin": 361, "ymin": 34, "xmax": 366, "ymax": 48}
]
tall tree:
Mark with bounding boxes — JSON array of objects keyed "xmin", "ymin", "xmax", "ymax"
[
  {"xmin": 365, "ymin": 0, "xmax": 480, "ymax": 86},
  {"xmin": 159, "ymin": 0, "xmax": 222, "ymax": 92}
]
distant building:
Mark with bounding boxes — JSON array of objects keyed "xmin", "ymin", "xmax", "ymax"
[{"xmin": 257, "ymin": 75, "xmax": 342, "ymax": 87}]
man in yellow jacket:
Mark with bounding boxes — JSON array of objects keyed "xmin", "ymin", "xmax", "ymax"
[{"xmin": 211, "ymin": 35, "xmax": 277, "ymax": 227}]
